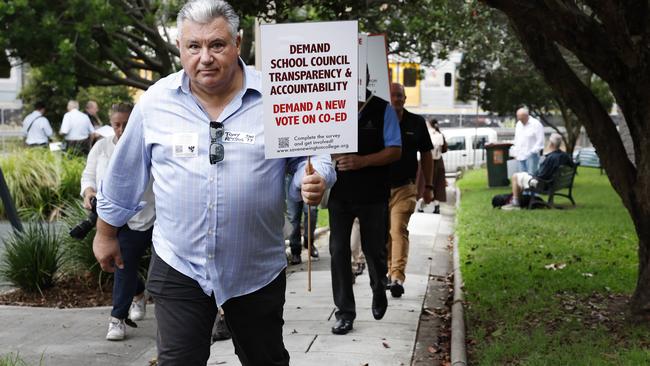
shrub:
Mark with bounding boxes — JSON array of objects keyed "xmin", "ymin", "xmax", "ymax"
[
  {"xmin": 0, "ymin": 223, "xmax": 63, "ymax": 295},
  {"xmin": 60, "ymin": 200, "xmax": 112, "ymax": 288},
  {"xmin": 0, "ymin": 148, "xmax": 86, "ymax": 221}
]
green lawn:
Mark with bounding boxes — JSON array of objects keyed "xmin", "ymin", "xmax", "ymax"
[
  {"xmin": 317, "ymin": 208, "xmax": 329, "ymax": 229},
  {"xmin": 457, "ymin": 168, "xmax": 650, "ymax": 365}
]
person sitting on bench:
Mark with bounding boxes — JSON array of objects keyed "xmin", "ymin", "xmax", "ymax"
[{"xmin": 502, "ymin": 133, "xmax": 573, "ymax": 210}]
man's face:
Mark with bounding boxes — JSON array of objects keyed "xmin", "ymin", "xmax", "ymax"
[
  {"xmin": 390, "ymin": 84, "xmax": 406, "ymax": 114},
  {"xmin": 177, "ymin": 17, "xmax": 241, "ymax": 93},
  {"xmin": 110, "ymin": 112, "xmax": 129, "ymax": 141},
  {"xmin": 86, "ymin": 102, "xmax": 99, "ymax": 116},
  {"xmin": 517, "ymin": 111, "xmax": 529, "ymax": 124}
]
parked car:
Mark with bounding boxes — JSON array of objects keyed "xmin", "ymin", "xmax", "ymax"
[{"xmin": 439, "ymin": 127, "xmax": 498, "ymax": 172}]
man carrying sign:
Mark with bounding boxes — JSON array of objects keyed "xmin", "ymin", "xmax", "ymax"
[
  {"xmin": 93, "ymin": 1, "xmax": 335, "ymax": 364},
  {"xmin": 328, "ymin": 88, "xmax": 401, "ymax": 335}
]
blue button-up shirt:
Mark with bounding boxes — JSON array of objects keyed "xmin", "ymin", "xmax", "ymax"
[{"xmin": 97, "ymin": 62, "xmax": 336, "ymax": 305}]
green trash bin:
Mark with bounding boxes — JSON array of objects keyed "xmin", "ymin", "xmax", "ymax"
[{"xmin": 485, "ymin": 142, "xmax": 513, "ymax": 187}]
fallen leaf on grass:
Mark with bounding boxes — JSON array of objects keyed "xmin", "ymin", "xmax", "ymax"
[
  {"xmin": 544, "ymin": 263, "xmax": 567, "ymax": 270},
  {"xmin": 491, "ymin": 328, "xmax": 503, "ymax": 337},
  {"xmin": 582, "ymin": 273, "xmax": 594, "ymax": 277}
]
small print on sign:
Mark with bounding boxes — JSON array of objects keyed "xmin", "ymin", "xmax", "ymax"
[
  {"xmin": 223, "ymin": 131, "xmax": 255, "ymax": 144},
  {"xmin": 172, "ymin": 133, "xmax": 198, "ymax": 158}
]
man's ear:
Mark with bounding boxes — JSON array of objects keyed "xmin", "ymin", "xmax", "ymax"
[{"xmin": 236, "ymin": 34, "xmax": 242, "ymax": 56}]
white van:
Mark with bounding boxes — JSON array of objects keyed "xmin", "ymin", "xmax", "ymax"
[{"xmin": 439, "ymin": 127, "xmax": 498, "ymax": 172}]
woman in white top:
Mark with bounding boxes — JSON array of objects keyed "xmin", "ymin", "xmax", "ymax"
[
  {"xmin": 80, "ymin": 103, "xmax": 155, "ymax": 341},
  {"xmin": 416, "ymin": 119, "xmax": 447, "ymax": 213}
]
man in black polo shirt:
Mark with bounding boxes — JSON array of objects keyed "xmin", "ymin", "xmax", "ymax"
[
  {"xmin": 328, "ymin": 88, "xmax": 402, "ymax": 335},
  {"xmin": 386, "ymin": 83, "xmax": 434, "ymax": 297}
]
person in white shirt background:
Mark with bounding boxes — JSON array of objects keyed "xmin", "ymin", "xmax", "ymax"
[
  {"xmin": 21, "ymin": 101, "xmax": 53, "ymax": 147},
  {"xmin": 512, "ymin": 107, "xmax": 545, "ymax": 175},
  {"xmin": 60, "ymin": 100, "xmax": 97, "ymax": 155},
  {"xmin": 80, "ymin": 102, "xmax": 155, "ymax": 341}
]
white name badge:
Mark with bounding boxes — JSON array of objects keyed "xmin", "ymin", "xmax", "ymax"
[
  {"xmin": 223, "ymin": 131, "xmax": 255, "ymax": 144},
  {"xmin": 172, "ymin": 133, "xmax": 199, "ymax": 158}
]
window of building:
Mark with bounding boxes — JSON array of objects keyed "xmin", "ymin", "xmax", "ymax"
[
  {"xmin": 444, "ymin": 72, "xmax": 452, "ymax": 87},
  {"xmin": 403, "ymin": 67, "xmax": 417, "ymax": 87},
  {"xmin": 447, "ymin": 136, "xmax": 466, "ymax": 151}
]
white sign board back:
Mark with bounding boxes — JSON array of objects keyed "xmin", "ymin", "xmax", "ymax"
[{"xmin": 366, "ymin": 34, "xmax": 391, "ymax": 101}]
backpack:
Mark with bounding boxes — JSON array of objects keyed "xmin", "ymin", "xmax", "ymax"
[{"xmin": 491, "ymin": 193, "xmax": 513, "ymax": 208}]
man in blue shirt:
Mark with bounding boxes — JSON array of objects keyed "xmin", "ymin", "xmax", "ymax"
[
  {"xmin": 328, "ymin": 88, "xmax": 402, "ymax": 335},
  {"xmin": 92, "ymin": 1, "xmax": 335, "ymax": 364}
]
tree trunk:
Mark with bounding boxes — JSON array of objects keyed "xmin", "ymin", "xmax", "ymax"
[
  {"xmin": 483, "ymin": 0, "xmax": 650, "ymax": 317},
  {"xmin": 631, "ymin": 218, "xmax": 650, "ymax": 317}
]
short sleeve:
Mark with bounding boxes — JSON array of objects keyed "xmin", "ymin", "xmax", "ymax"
[{"xmin": 383, "ymin": 105, "xmax": 402, "ymax": 147}]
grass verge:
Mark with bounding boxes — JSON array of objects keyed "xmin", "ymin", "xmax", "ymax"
[{"xmin": 457, "ymin": 168, "xmax": 650, "ymax": 365}]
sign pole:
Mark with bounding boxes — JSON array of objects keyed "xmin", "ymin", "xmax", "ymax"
[{"xmin": 306, "ymin": 156, "xmax": 313, "ymax": 292}]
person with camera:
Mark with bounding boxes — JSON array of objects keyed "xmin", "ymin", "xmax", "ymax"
[{"xmin": 80, "ymin": 102, "xmax": 155, "ymax": 341}]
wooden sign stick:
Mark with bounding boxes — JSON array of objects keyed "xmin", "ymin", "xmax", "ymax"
[{"xmin": 306, "ymin": 156, "xmax": 314, "ymax": 292}]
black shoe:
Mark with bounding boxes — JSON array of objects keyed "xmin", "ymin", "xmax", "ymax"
[
  {"xmin": 309, "ymin": 245, "xmax": 319, "ymax": 259},
  {"xmin": 354, "ymin": 262, "xmax": 365, "ymax": 276},
  {"xmin": 211, "ymin": 314, "xmax": 231, "ymax": 343},
  {"xmin": 372, "ymin": 291, "xmax": 388, "ymax": 320},
  {"xmin": 433, "ymin": 205, "xmax": 440, "ymax": 214},
  {"xmin": 289, "ymin": 253, "xmax": 301, "ymax": 265},
  {"xmin": 331, "ymin": 319, "xmax": 353, "ymax": 335},
  {"xmin": 390, "ymin": 281, "xmax": 404, "ymax": 298},
  {"xmin": 417, "ymin": 208, "xmax": 424, "ymax": 213}
]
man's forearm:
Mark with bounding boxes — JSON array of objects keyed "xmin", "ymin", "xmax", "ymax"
[
  {"xmin": 420, "ymin": 151, "xmax": 434, "ymax": 185},
  {"xmin": 361, "ymin": 146, "xmax": 401, "ymax": 167},
  {"xmin": 96, "ymin": 218, "xmax": 119, "ymax": 239}
]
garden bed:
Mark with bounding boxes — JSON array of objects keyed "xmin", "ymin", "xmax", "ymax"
[
  {"xmin": 457, "ymin": 168, "xmax": 650, "ymax": 364},
  {"xmin": 0, "ymin": 275, "xmax": 113, "ymax": 308}
]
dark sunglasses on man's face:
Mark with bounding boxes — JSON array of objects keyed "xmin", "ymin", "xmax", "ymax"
[{"xmin": 209, "ymin": 121, "xmax": 224, "ymax": 164}]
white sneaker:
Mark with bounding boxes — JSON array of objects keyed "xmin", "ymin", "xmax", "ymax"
[
  {"xmin": 129, "ymin": 295, "xmax": 146, "ymax": 321},
  {"xmin": 501, "ymin": 203, "xmax": 521, "ymax": 211},
  {"xmin": 106, "ymin": 317, "xmax": 126, "ymax": 341}
]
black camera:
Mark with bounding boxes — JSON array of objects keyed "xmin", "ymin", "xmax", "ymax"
[{"xmin": 69, "ymin": 197, "xmax": 98, "ymax": 239}]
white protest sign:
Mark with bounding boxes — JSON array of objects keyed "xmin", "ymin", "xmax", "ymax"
[
  {"xmin": 261, "ymin": 21, "xmax": 358, "ymax": 159},
  {"xmin": 367, "ymin": 34, "xmax": 390, "ymax": 101},
  {"xmin": 358, "ymin": 33, "xmax": 368, "ymax": 101}
]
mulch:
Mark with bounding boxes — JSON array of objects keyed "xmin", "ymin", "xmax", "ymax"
[{"xmin": 0, "ymin": 275, "xmax": 114, "ymax": 308}]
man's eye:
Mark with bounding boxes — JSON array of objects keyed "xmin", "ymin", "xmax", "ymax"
[{"xmin": 211, "ymin": 43, "xmax": 225, "ymax": 51}]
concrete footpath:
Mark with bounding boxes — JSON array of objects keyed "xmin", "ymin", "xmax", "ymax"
[{"xmin": 0, "ymin": 194, "xmax": 455, "ymax": 366}]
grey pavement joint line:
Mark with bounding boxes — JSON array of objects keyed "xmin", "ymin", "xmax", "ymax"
[{"xmin": 451, "ymin": 187, "xmax": 468, "ymax": 366}]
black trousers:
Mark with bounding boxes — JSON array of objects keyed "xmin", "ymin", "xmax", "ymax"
[
  {"xmin": 328, "ymin": 199, "xmax": 389, "ymax": 321},
  {"xmin": 147, "ymin": 250, "xmax": 290, "ymax": 366}
]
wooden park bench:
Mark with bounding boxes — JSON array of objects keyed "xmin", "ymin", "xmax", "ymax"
[
  {"xmin": 574, "ymin": 147, "xmax": 603, "ymax": 174},
  {"xmin": 524, "ymin": 164, "xmax": 577, "ymax": 209}
]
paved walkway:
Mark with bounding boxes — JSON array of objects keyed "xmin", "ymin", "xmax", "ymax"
[{"xmin": 0, "ymin": 197, "xmax": 454, "ymax": 366}]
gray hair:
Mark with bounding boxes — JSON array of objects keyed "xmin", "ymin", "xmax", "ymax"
[
  {"xmin": 516, "ymin": 107, "xmax": 529, "ymax": 116},
  {"xmin": 549, "ymin": 133, "xmax": 563, "ymax": 149},
  {"xmin": 177, "ymin": 0, "xmax": 239, "ymax": 42},
  {"xmin": 67, "ymin": 100, "xmax": 79, "ymax": 111}
]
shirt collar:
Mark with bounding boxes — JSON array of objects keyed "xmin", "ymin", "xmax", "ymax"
[{"xmin": 170, "ymin": 58, "xmax": 262, "ymax": 96}]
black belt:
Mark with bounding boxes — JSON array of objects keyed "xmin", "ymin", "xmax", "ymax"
[{"xmin": 391, "ymin": 178, "xmax": 415, "ymax": 188}]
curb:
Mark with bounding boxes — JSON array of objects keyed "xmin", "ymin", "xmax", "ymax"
[{"xmin": 451, "ymin": 187, "xmax": 467, "ymax": 366}]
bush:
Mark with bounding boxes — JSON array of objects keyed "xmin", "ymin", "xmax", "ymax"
[
  {"xmin": 60, "ymin": 200, "xmax": 111, "ymax": 288},
  {"xmin": 0, "ymin": 148, "xmax": 86, "ymax": 221},
  {"xmin": 0, "ymin": 223, "xmax": 63, "ymax": 295}
]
